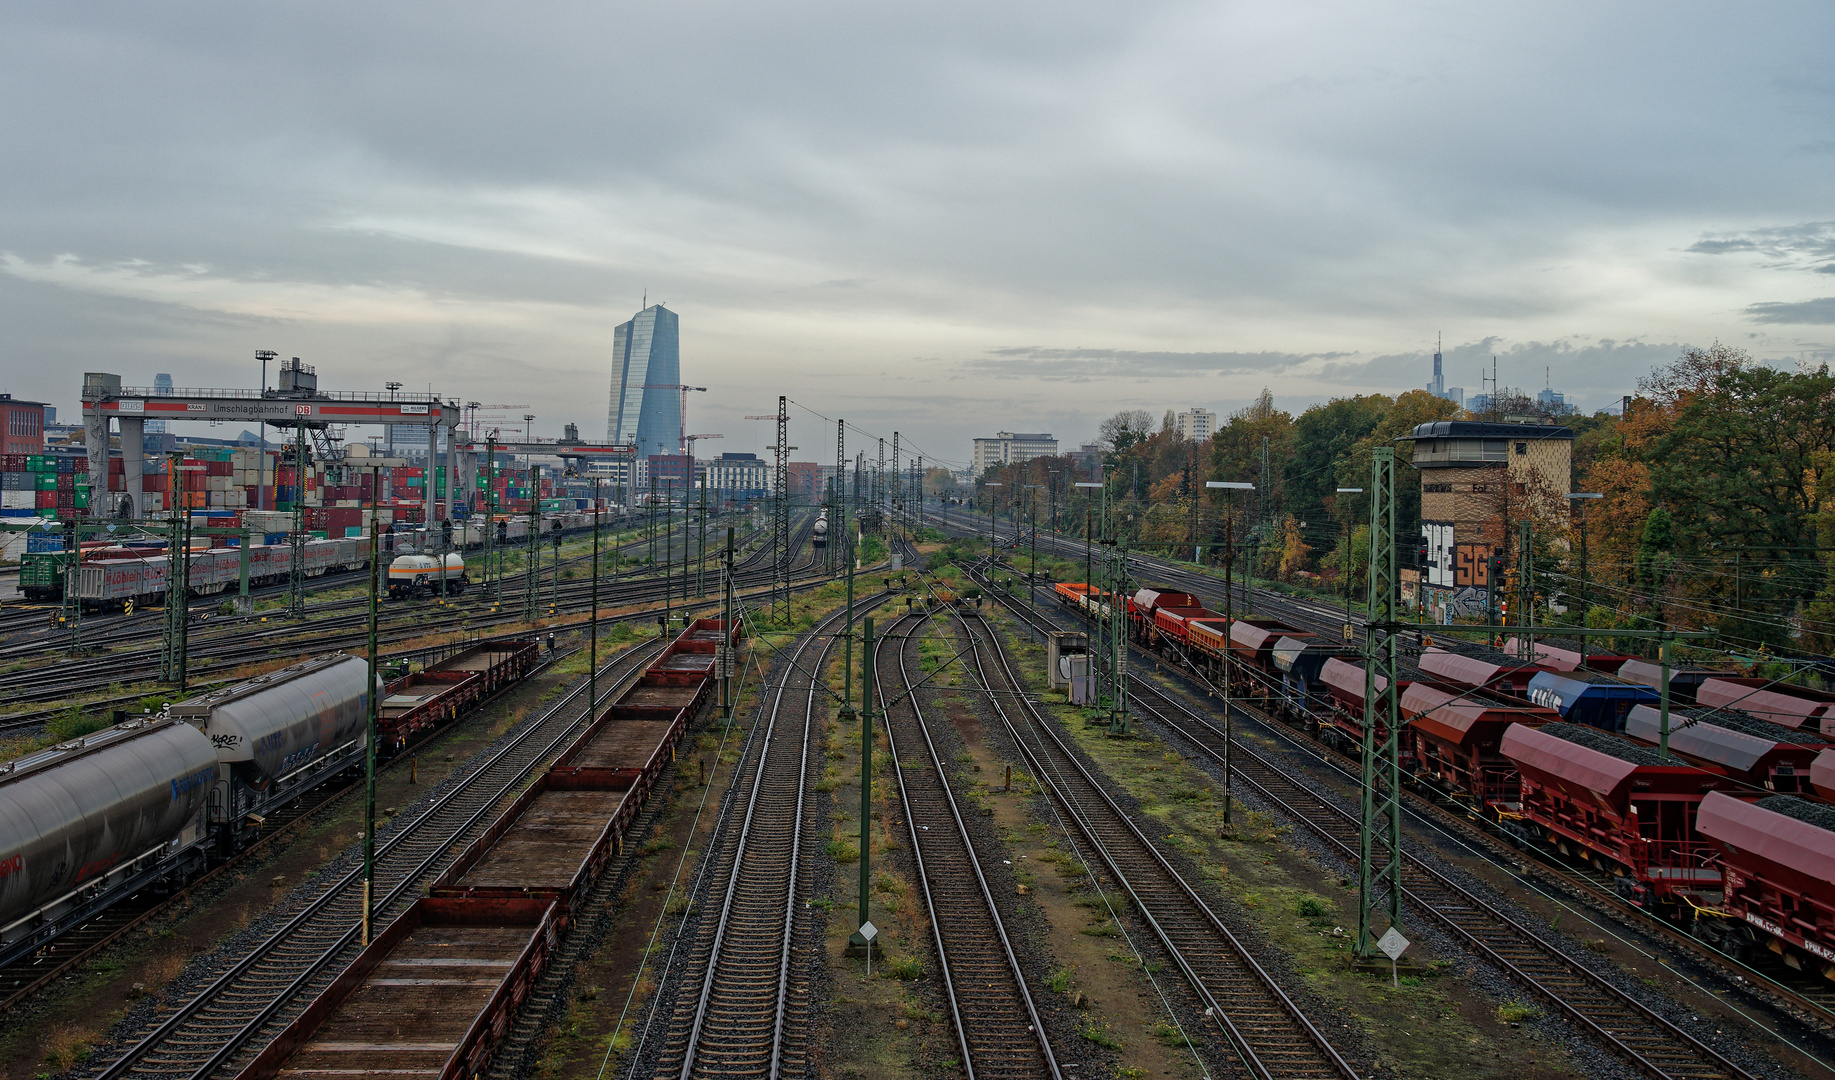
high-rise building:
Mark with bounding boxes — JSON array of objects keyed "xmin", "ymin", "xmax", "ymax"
[
  {"xmin": 607, "ymin": 304, "xmax": 682, "ymax": 459},
  {"xmin": 1175, "ymin": 408, "xmax": 1216, "ymax": 442},
  {"xmin": 148, "ymin": 373, "xmax": 173, "ymax": 433}
]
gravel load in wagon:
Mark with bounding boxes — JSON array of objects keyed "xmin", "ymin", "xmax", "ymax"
[
  {"xmin": 1668, "ymin": 706, "xmax": 1826, "ymax": 744},
  {"xmin": 1756, "ymin": 794, "xmax": 1835, "ymax": 832},
  {"xmin": 1537, "ymin": 721, "xmax": 1672, "ymax": 766}
]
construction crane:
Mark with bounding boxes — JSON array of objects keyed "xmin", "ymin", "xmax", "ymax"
[{"xmin": 642, "ymin": 384, "xmax": 707, "ymax": 453}]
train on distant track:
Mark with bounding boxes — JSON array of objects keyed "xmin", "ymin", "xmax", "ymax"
[
  {"xmin": 812, "ymin": 509, "xmax": 828, "ymax": 549},
  {"xmin": 231, "ymin": 617, "xmax": 737, "ymax": 1080},
  {"xmin": 1054, "ymin": 579, "xmax": 1835, "ymax": 979},
  {"xmin": 22, "ymin": 509, "xmax": 619, "ymax": 606},
  {"xmin": 0, "ymin": 639, "xmax": 537, "ymax": 972}
]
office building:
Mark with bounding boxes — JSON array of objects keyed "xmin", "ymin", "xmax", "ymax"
[
  {"xmin": 607, "ymin": 304, "xmax": 682, "ymax": 459},
  {"xmin": 702, "ymin": 452, "xmax": 769, "ymax": 500},
  {"xmin": 1175, "ymin": 408, "xmax": 1216, "ymax": 442},
  {"xmin": 971, "ymin": 432, "xmax": 1058, "ymax": 475}
]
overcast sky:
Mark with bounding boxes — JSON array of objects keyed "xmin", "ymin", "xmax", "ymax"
[{"xmin": 3, "ymin": 2, "xmax": 1831, "ymax": 467}]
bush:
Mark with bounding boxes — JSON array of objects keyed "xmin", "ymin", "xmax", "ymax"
[
  {"xmin": 881, "ymin": 954, "xmax": 922, "ymax": 980},
  {"xmin": 825, "ymin": 839, "xmax": 860, "ymax": 863},
  {"xmin": 46, "ymin": 708, "xmax": 112, "ymax": 742},
  {"xmin": 1296, "ymin": 896, "xmax": 1330, "ymax": 918}
]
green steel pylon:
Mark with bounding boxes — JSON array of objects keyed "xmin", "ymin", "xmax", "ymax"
[{"xmin": 1357, "ymin": 446, "xmax": 1402, "ymax": 958}]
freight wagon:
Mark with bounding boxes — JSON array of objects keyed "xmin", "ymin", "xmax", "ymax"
[
  {"xmin": 75, "ymin": 537, "xmax": 369, "ymax": 609},
  {"xmin": 1500, "ymin": 722, "xmax": 1750, "ymax": 909},
  {"xmin": 234, "ymin": 618, "xmax": 738, "ymax": 1080},
  {"xmin": 0, "ymin": 643, "xmax": 538, "ymax": 973},
  {"xmin": 1697, "ymin": 792, "xmax": 1835, "ymax": 978}
]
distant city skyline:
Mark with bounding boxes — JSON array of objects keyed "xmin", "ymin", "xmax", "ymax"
[{"xmin": 0, "ymin": 5, "xmax": 1823, "ymax": 469}]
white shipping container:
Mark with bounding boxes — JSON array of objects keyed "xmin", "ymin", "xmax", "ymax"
[{"xmin": 1, "ymin": 490, "xmax": 33, "ymax": 509}]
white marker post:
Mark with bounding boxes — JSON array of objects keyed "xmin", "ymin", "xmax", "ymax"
[
  {"xmin": 859, "ymin": 920, "xmax": 878, "ymax": 978},
  {"xmin": 1377, "ymin": 926, "xmax": 1410, "ymax": 989}
]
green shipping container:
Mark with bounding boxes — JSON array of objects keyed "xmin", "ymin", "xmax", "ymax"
[
  {"xmin": 26, "ymin": 456, "xmax": 47, "ymax": 471},
  {"xmin": 36, "ymin": 474, "xmax": 58, "ymax": 490},
  {"xmin": 74, "ymin": 491, "xmax": 90, "ymax": 509}
]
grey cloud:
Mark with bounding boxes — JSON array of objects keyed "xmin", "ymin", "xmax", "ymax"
[
  {"xmin": 962, "ymin": 347, "xmax": 1345, "ymax": 382},
  {"xmin": 1689, "ymin": 222, "xmax": 1835, "ymax": 264},
  {"xmin": 1745, "ymin": 298, "xmax": 1835, "ymax": 325}
]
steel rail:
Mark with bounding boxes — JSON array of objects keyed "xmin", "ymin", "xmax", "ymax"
[
  {"xmin": 948, "ymin": 590, "xmax": 1357, "ymax": 1080},
  {"xmin": 1000, "ymin": 583, "xmax": 1764, "ymax": 1080},
  {"xmin": 674, "ymin": 592, "xmax": 872, "ymax": 1079},
  {"xmin": 877, "ymin": 611, "xmax": 1061, "ymax": 1080},
  {"xmin": 89, "ymin": 638, "xmax": 667, "ymax": 1080}
]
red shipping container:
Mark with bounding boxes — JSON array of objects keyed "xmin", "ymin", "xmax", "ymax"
[
  {"xmin": 35, "ymin": 490, "xmax": 56, "ymax": 509},
  {"xmin": 55, "ymin": 473, "xmax": 74, "ymax": 492},
  {"xmin": 109, "ymin": 457, "xmax": 125, "ymax": 473},
  {"xmin": 208, "ymin": 461, "xmax": 233, "ymax": 476},
  {"xmin": 108, "ymin": 474, "xmax": 124, "ymax": 491},
  {"xmin": 145, "ymin": 474, "xmax": 168, "ymax": 492}
]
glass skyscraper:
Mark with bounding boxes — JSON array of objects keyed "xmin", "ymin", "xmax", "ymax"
[{"xmin": 607, "ymin": 304, "xmax": 681, "ymax": 458}]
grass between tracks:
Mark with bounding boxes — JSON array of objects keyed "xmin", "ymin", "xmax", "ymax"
[
  {"xmin": 979, "ymin": 602, "xmax": 1590, "ymax": 1079},
  {"xmin": 528, "ymin": 566, "xmax": 908, "ymax": 1079}
]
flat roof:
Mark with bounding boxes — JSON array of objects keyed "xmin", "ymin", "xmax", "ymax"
[{"xmin": 1406, "ymin": 420, "xmax": 1573, "ymax": 440}]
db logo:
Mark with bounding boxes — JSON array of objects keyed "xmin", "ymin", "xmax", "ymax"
[{"xmin": 294, "ymin": 404, "xmax": 313, "ymax": 415}]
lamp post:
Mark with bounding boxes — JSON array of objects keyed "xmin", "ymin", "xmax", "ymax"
[
  {"xmin": 590, "ymin": 478, "xmax": 601, "ymax": 722},
  {"xmin": 359, "ymin": 456, "xmax": 409, "ymax": 946},
  {"xmin": 1336, "ymin": 488, "xmax": 1363, "ymax": 638},
  {"xmin": 1206, "ymin": 481, "xmax": 1254, "ymax": 824},
  {"xmin": 1566, "ymin": 493, "xmax": 1602, "ymax": 665},
  {"xmin": 984, "ymin": 482, "xmax": 1003, "ymax": 566},
  {"xmin": 1024, "ymin": 484, "xmax": 1045, "ymax": 611}
]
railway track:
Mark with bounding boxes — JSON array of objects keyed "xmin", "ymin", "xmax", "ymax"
[
  {"xmin": 946, "ymin": 588, "xmax": 1357, "ymax": 1080},
  {"xmin": 649, "ymin": 593, "xmax": 868, "ymax": 1078},
  {"xmin": 0, "ymin": 521, "xmax": 810, "ymax": 713},
  {"xmin": 876, "ymin": 610, "xmax": 1060, "ymax": 1079},
  {"xmin": 987, "ymin": 580, "xmax": 1770, "ymax": 1080},
  {"xmin": 0, "ymin": 635, "xmax": 554, "ymax": 1015},
  {"xmin": 0, "ymin": 514, "xmax": 754, "ymax": 655},
  {"xmin": 82, "ymin": 637, "xmax": 669, "ymax": 1080}
]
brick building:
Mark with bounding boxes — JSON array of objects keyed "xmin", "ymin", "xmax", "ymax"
[
  {"xmin": 1405, "ymin": 420, "xmax": 1572, "ymax": 622},
  {"xmin": 0, "ymin": 395, "xmax": 48, "ymax": 456}
]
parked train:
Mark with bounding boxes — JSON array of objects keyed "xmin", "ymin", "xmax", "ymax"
[
  {"xmin": 45, "ymin": 510, "xmax": 611, "ymax": 609},
  {"xmin": 76, "ymin": 537, "xmax": 372, "ymax": 609},
  {"xmin": 232, "ymin": 618, "xmax": 738, "ymax": 1080},
  {"xmin": 813, "ymin": 510, "xmax": 829, "ymax": 549},
  {"xmin": 0, "ymin": 640, "xmax": 536, "ymax": 971},
  {"xmin": 1054, "ymin": 580, "xmax": 1835, "ymax": 972}
]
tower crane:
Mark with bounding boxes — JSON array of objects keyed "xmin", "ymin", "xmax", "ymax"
[{"xmin": 642, "ymin": 384, "xmax": 707, "ymax": 454}]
